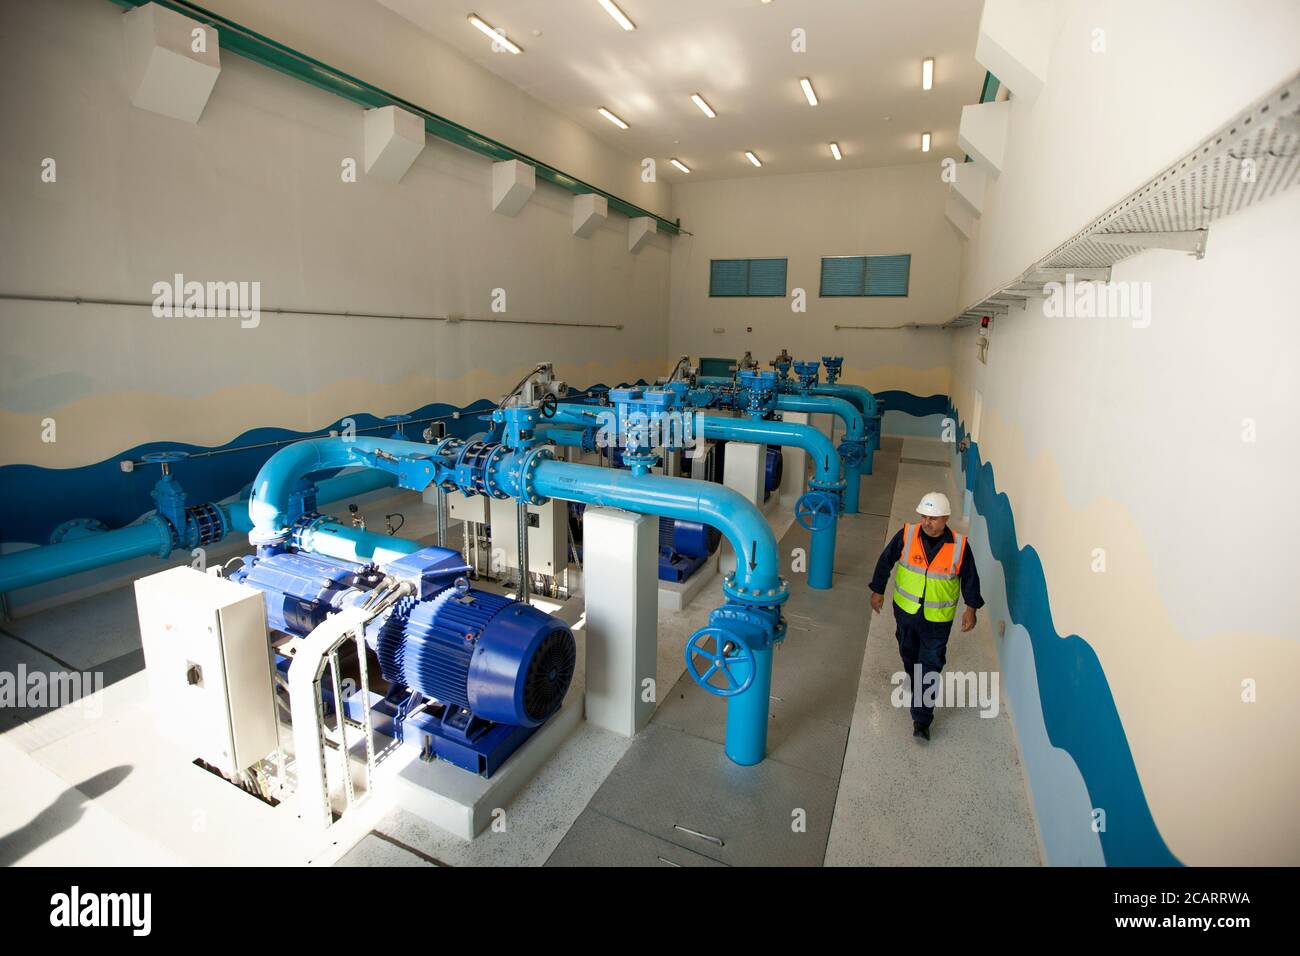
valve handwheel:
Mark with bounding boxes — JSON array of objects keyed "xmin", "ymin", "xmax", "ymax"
[
  {"xmin": 684, "ymin": 626, "xmax": 755, "ymax": 697},
  {"xmin": 539, "ymin": 394, "xmax": 559, "ymax": 419},
  {"xmin": 795, "ymin": 492, "xmax": 837, "ymax": 532}
]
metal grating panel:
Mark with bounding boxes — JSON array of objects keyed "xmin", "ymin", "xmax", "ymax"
[{"xmin": 948, "ymin": 71, "xmax": 1300, "ymax": 327}]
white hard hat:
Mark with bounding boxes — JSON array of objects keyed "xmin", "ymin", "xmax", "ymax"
[{"xmin": 916, "ymin": 492, "xmax": 951, "ymax": 516}]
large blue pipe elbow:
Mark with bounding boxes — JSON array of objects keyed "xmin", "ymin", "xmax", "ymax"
[
  {"xmin": 812, "ymin": 383, "xmax": 883, "ymax": 466},
  {"xmin": 775, "ymin": 394, "xmax": 865, "ymax": 513},
  {"xmin": 699, "ymin": 417, "xmax": 842, "ymax": 590},
  {"xmin": 531, "ymin": 460, "xmax": 781, "ymax": 595}
]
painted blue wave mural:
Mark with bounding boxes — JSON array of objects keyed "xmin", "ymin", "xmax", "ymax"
[
  {"xmin": 951, "ymin": 402, "xmax": 1181, "ymax": 866},
  {"xmin": 877, "ymin": 390, "xmax": 949, "ymax": 418}
]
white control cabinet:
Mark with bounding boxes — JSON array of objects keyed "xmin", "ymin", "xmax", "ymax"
[
  {"xmin": 135, "ymin": 567, "xmax": 277, "ymax": 777},
  {"xmin": 488, "ymin": 497, "xmax": 567, "ymax": 577}
]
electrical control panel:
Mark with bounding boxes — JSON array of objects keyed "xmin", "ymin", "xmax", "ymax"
[
  {"xmin": 488, "ymin": 497, "xmax": 567, "ymax": 577},
  {"xmin": 134, "ymin": 566, "xmax": 277, "ymax": 777}
]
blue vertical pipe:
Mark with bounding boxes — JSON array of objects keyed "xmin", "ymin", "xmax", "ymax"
[{"xmin": 725, "ymin": 645, "xmax": 772, "ymax": 765}]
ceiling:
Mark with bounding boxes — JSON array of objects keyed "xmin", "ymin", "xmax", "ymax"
[{"xmin": 375, "ymin": 0, "xmax": 987, "ymax": 182}]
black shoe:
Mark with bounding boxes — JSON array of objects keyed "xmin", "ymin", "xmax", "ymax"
[{"xmin": 912, "ymin": 721, "xmax": 931, "ymax": 741}]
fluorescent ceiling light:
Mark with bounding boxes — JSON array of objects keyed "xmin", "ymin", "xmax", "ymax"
[
  {"xmin": 670, "ymin": 158, "xmax": 691, "ymax": 173},
  {"xmin": 830, "ymin": 142, "xmax": 842, "ymax": 160},
  {"xmin": 467, "ymin": 14, "xmax": 522, "ymax": 54},
  {"xmin": 745, "ymin": 150, "xmax": 762, "ymax": 167},
  {"xmin": 922, "ymin": 57, "xmax": 934, "ymax": 90},
  {"xmin": 921, "ymin": 131, "xmax": 931, "ymax": 152},
  {"xmin": 598, "ymin": 107, "xmax": 629, "ymax": 129},
  {"xmin": 691, "ymin": 93, "xmax": 716, "ymax": 118},
  {"xmin": 596, "ymin": 0, "xmax": 636, "ymax": 31},
  {"xmin": 800, "ymin": 77, "xmax": 818, "ymax": 106}
]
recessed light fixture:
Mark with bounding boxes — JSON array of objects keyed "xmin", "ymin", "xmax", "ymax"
[
  {"xmin": 800, "ymin": 77, "xmax": 818, "ymax": 106},
  {"xmin": 921, "ymin": 131, "xmax": 931, "ymax": 152},
  {"xmin": 598, "ymin": 107, "xmax": 629, "ymax": 129},
  {"xmin": 596, "ymin": 0, "xmax": 636, "ymax": 31},
  {"xmin": 467, "ymin": 14, "xmax": 522, "ymax": 54},
  {"xmin": 691, "ymin": 93, "xmax": 717, "ymax": 118},
  {"xmin": 922, "ymin": 57, "xmax": 934, "ymax": 90},
  {"xmin": 670, "ymin": 158, "xmax": 691, "ymax": 173},
  {"xmin": 745, "ymin": 150, "xmax": 762, "ymax": 167},
  {"xmin": 830, "ymin": 142, "xmax": 842, "ymax": 161}
]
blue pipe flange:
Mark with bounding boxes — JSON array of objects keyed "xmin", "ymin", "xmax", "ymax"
[
  {"xmin": 513, "ymin": 445, "xmax": 555, "ymax": 505},
  {"xmin": 838, "ymin": 439, "xmax": 867, "ymax": 468},
  {"xmin": 720, "ymin": 571, "xmax": 789, "ymax": 607},
  {"xmin": 185, "ymin": 501, "xmax": 228, "ymax": 548},
  {"xmin": 684, "ymin": 625, "xmax": 756, "ymax": 697},
  {"xmin": 48, "ymin": 518, "xmax": 109, "ymax": 545},
  {"xmin": 821, "ymin": 356, "xmax": 844, "ymax": 383},
  {"xmin": 795, "ymin": 491, "xmax": 839, "ymax": 532},
  {"xmin": 288, "ymin": 511, "xmax": 328, "ymax": 551}
]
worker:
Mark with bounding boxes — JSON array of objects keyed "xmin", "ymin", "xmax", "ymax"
[{"xmin": 869, "ymin": 492, "xmax": 984, "ymax": 741}]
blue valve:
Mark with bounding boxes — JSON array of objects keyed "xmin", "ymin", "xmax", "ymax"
[
  {"xmin": 684, "ymin": 626, "xmax": 756, "ymax": 697},
  {"xmin": 838, "ymin": 439, "xmax": 866, "ymax": 468},
  {"xmin": 794, "ymin": 491, "xmax": 838, "ymax": 532}
]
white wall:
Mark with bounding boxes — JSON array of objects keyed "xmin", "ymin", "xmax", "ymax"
[
  {"xmin": 948, "ymin": 0, "xmax": 1300, "ymax": 865},
  {"xmin": 669, "ymin": 162, "xmax": 963, "ymax": 419},
  {"xmin": 0, "ymin": 0, "xmax": 674, "ymax": 473},
  {"xmin": 958, "ymin": 0, "xmax": 1300, "ymax": 305}
]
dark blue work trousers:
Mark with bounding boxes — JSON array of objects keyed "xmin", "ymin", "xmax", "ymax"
[{"xmin": 894, "ymin": 606, "xmax": 953, "ymax": 727}]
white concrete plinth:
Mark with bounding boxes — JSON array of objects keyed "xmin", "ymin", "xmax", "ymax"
[
  {"xmin": 582, "ymin": 507, "xmax": 657, "ymax": 737},
  {"xmin": 380, "ymin": 695, "xmax": 582, "ymax": 841}
]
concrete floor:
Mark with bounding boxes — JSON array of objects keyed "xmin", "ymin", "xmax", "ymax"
[{"xmin": 1, "ymin": 438, "xmax": 1041, "ymax": 866}]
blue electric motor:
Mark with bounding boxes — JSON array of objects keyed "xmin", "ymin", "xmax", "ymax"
[
  {"xmin": 233, "ymin": 544, "xmax": 576, "ymax": 774},
  {"xmin": 764, "ymin": 445, "xmax": 784, "ymax": 499}
]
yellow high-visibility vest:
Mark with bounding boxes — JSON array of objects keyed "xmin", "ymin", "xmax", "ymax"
[{"xmin": 892, "ymin": 523, "xmax": 967, "ymax": 623}]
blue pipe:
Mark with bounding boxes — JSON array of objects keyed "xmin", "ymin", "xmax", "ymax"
[
  {"xmin": 775, "ymin": 394, "xmax": 865, "ymax": 514},
  {"xmin": 293, "ymin": 517, "xmax": 422, "ymax": 565},
  {"xmin": 530, "ymin": 459, "xmax": 781, "ymax": 594},
  {"xmin": 539, "ymin": 413, "xmax": 843, "ymax": 588},
  {"xmin": 811, "ymin": 383, "xmax": 882, "ymax": 473},
  {"xmin": 0, "ymin": 466, "xmax": 397, "ymax": 595},
  {"xmin": 698, "ymin": 417, "xmax": 841, "ymax": 589},
  {"xmin": 539, "ymin": 426, "xmax": 586, "ymax": 448},
  {"xmin": 0, "ymin": 519, "xmax": 174, "ymax": 593}
]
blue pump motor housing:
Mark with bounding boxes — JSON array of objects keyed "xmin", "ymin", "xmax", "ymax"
[
  {"xmin": 764, "ymin": 445, "xmax": 783, "ymax": 496},
  {"xmin": 373, "ymin": 584, "xmax": 574, "ymax": 728},
  {"xmin": 233, "ymin": 545, "xmax": 577, "ymax": 772}
]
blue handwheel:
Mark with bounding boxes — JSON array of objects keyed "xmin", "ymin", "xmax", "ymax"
[
  {"xmin": 838, "ymin": 440, "xmax": 866, "ymax": 467},
  {"xmin": 684, "ymin": 626, "xmax": 755, "ymax": 698},
  {"xmin": 795, "ymin": 492, "xmax": 837, "ymax": 532},
  {"xmin": 141, "ymin": 450, "xmax": 189, "ymax": 464}
]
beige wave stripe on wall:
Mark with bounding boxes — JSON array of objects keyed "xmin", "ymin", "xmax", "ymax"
[
  {"xmin": 0, "ymin": 360, "xmax": 664, "ymax": 470},
  {"xmin": 974, "ymin": 407, "xmax": 1300, "ymax": 866}
]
